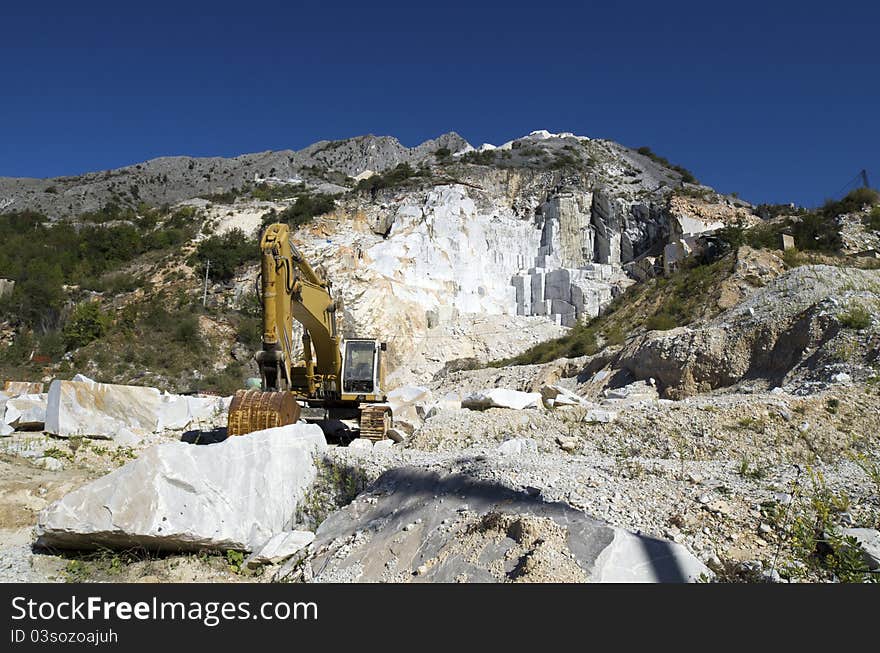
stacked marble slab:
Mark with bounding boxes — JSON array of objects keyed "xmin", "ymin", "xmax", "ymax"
[{"xmin": 512, "ymin": 263, "xmax": 614, "ymax": 326}]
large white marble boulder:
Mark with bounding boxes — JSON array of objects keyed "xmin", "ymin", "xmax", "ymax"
[
  {"xmin": 35, "ymin": 424, "xmax": 327, "ymax": 551},
  {"xmin": 45, "ymin": 379, "xmax": 163, "ymax": 440}
]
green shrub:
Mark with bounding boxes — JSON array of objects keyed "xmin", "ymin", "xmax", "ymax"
[
  {"xmin": 790, "ymin": 211, "xmax": 842, "ymax": 251},
  {"xmin": 274, "ymin": 192, "xmax": 336, "ymax": 228},
  {"xmin": 84, "ymin": 272, "xmax": 144, "ymax": 295},
  {"xmin": 645, "ymin": 312, "xmax": 677, "ymax": 331},
  {"xmin": 62, "ymin": 302, "xmax": 112, "ymax": 350},
  {"xmin": 784, "ymin": 469, "xmax": 877, "ymax": 583},
  {"xmin": 236, "ymin": 314, "xmax": 262, "ymax": 349},
  {"xmin": 200, "ymin": 188, "xmax": 245, "ymax": 204},
  {"xmin": 821, "ymin": 187, "xmax": 879, "ymax": 218},
  {"xmin": 190, "ymin": 228, "xmax": 257, "ymax": 282},
  {"xmin": 838, "ymin": 305, "xmax": 872, "ymax": 330},
  {"xmin": 753, "ymin": 203, "xmax": 806, "ymax": 220},
  {"xmin": 173, "ymin": 314, "xmax": 201, "ymax": 347},
  {"xmin": 354, "ymin": 163, "xmax": 423, "ymax": 194},
  {"xmin": 460, "ymin": 150, "xmax": 497, "ymax": 165},
  {"xmin": 4, "ymin": 257, "xmax": 65, "ymax": 331},
  {"xmin": 864, "ymin": 206, "xmax": 880, "ymax": 232},
  {"xmin": 550, "ymin": 152, "xmax": 581, "ymax": 170},
  {"xmin": 251, "ymin": 182, "xmax": 305, "ymax": 201}
]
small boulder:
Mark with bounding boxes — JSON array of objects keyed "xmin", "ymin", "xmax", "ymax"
[
  {"xmin": 33, "ymin": 456, "xmax": 64, "ymax": 471},
  {"xmin": 348, "ymin": 438, "xmax": 374, "ymax": 452},
  {"xmin": 497, "ymin": 437, "xmax": 538, "ymax": 455},
  {"xmin": 556, "ymin": 436, "xmax": 581, "ymax": 453},
  {"xmin": 387, "ymin": 385, "xmax": 434, "ymax": 431},
  {"xmin": 5, "ymin": 393, "xmax": 47, "ymax": 429},
  {"xmin": 540, "ymin": 385, "xmax": 593, "ymax": 409},
  {"xmin": 841, "ymin": 528, "xmax": 880, "ymax": 570},
  {"xmin": 462, "ymin": 388, "xmax": 542, "ymax": 411},
  {"xmin": 245, "ymin": 530, "xmax": 315, "ymax": 568},
  {"xmin": 585, "ymin": 408, "xmax": 618, "ymax": 423}
]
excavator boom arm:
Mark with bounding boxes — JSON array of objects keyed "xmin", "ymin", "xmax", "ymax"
[{"xmin": 257, "ymin": 223, "xmax": 342, "ymax": 394}]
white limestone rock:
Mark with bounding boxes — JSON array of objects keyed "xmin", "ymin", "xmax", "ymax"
[
  {"xmin": 35, "ymin": 424, "xmax": 327, "ymax": 551},
  {"xmin": 45, "ymin": 379, "xmax": 163, "ymax": 440},
  {"xmin": 33, "ymin": 456, "xmax": 64, "ymax": 471},
  {"xmin": 590, "ymin": 528, "xmax": 708, "ymax": 582},
  {"xmin": 5, "ymin": 393, "xmax": 47, "ymax": 429},
  {"xmin": 348, "ymin": 438, "xmax": 374, "ymax": 452},
  {"xmin": 158, "ymin": 393, "xmax": 226, "ymax": 431},
  {"xmin": 497, "ymin": 437, "xmax": 538, "ymax": 455},
  {"xmin": 585, "ymin": 409, "xmax": 618, "ymax": 423},
  {"xmin": 842, "ymin": 528, "xmax": 880, "ymax": 570},
  {"xmin": 540, "ymin": 385, "xmax": 593, "ymax": 408},
  {"xmin": 245, "ymin": 530, "xmax": 315, "ymax": 568},
  {"xmin": 387, "ymin": 385, "xmax": 433, "ymax": 431},
  {"xmin": 461, "ymin": 388, "xmax": 542, "ymax": 411}
]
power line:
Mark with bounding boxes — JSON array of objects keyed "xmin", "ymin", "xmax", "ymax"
[{"xmin": 833, "ymin": 169, "xmax": 872, "ymax": 198}]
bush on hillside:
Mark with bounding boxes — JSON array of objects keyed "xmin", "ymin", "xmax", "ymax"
[
  {"xmin": 354, "ymin": 163, "xmax": 423, "ymax": 194},
  {"xmin": 62, "ymin": 301, "xmax": 112, "ymax": 350},
  {"xmin": 190, "ymin": 228, "xmax": 257, "ymax": 282},
  {"xmin": 274, "ymin": 192, "xmax": 336, "ymax": 228},
  {"xmin": 821, "ymin": 187, "xmax": 879, "ymax": 218}
]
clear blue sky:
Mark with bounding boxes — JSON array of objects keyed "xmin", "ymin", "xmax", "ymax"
[{"xmin": 3, "ymin": 0, "xmax": 878, "ymax": 207}]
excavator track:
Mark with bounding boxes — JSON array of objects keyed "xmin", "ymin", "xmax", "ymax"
[
  {"xmin": 358, "ymin": 404, "xmax": 392, "ymax": 442},
  {"xmin": 227, "ymin": 389, "xmax": 301, "ymax": 436}
]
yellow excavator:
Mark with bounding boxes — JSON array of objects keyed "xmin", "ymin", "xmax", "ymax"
[{"xmin": 227, "ymin": 223, "xmax": 393, "ymax": 440}]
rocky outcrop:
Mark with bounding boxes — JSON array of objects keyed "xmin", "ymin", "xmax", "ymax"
[
  {"xmin": 0, "ymin": 132, "xmax": 470, "ymax": 218},
  {"xmin": 303, "ymin": 467, "xmax": 708, "ymax": 582},
  {"xmin": 616, "ymin": 265, "xmax": 880, "ymax": 397},
  {"xmin": 35, "ymin": 424, "xmax": 327, "ymax": 551}
]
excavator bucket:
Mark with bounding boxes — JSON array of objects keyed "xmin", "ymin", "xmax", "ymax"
[{"xmin": 227, "ymin": 389, "xmax": 301, "ymax": 436}]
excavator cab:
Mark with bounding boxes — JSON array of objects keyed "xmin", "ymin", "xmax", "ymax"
[{"xmin": 341, "ymin": 339, "xmax": 385, "ymax": 399}]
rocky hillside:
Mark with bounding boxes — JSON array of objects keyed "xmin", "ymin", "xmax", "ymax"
[
  {"xmin": 0, "ymin": 128, "xmax": 758, "ymax": 391},
  {"xmin": 0, "ymin": 132, "xmax": 469, "ymax": 217},
  {"xmin": 1, "ymin": 130, "xmax": 879, "ymax": 584}
]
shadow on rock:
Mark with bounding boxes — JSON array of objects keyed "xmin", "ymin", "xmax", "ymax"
[
  {"xmin": 307, "ymin": 462, "xmax": 707, "ymax": 583},
  {"xmin": 181, "ymin": 427, "xmax": 228, "ymax": 445}
]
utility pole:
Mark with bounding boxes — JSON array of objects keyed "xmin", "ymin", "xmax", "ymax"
[{"xmin": 202, "ymin": 260, "xmax": 210, "ymax": 306}]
